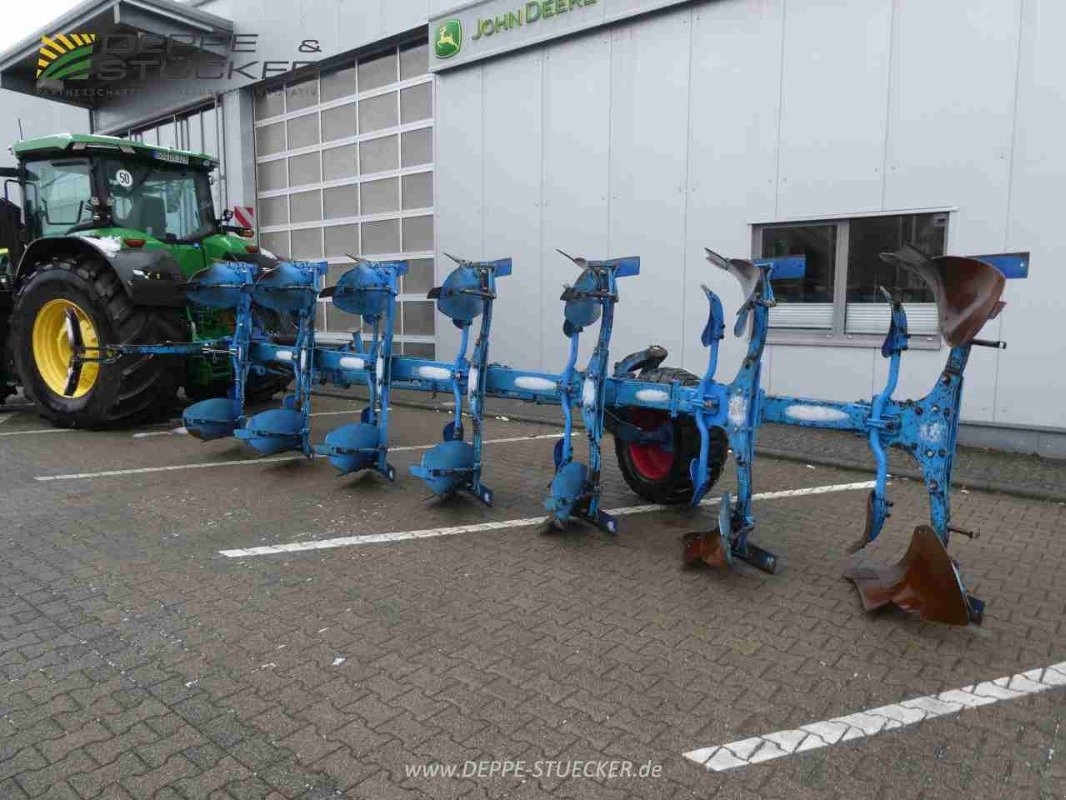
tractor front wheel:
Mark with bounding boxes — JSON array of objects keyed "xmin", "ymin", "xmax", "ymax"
[
  {"xmin": 11, "ymin": 256, "xmax": 184, "ymax": 428},
  {"xmin": 612, "ymin": 367, "xmax": 729, "ymax": 504}
]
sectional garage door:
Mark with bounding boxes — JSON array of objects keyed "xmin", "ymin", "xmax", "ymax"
[{"xmin": 253, "ymin": 40, "xmax": 435, "ymax": 357}]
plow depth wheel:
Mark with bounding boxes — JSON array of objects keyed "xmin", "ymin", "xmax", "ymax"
[
  {"xmin": 612, "ymin": 367, "xmax": 727, "ymax": 504},
  {"xmin": 627, "ymin": 408, "xmax": 677, "ymax": 481}
]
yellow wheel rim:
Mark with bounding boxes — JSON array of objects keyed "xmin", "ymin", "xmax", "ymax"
[{"xmin": 31, "ymin": 298, "xmax": 100, "ymax": 398}]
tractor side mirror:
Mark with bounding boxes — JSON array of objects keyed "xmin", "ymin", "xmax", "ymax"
[{"xmin": 2, "ymin": 176, "xmax": 22, "ymax": 207}]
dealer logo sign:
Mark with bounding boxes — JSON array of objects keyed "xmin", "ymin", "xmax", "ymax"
[
  {"xmin": 435, "ymin": 19, "xmax": 462, "ymax": 58},
  {"xmin": 36, "ymin": 32, "xmax": 97, "ymax": 83}
]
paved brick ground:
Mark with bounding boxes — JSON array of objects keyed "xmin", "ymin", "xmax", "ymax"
[{"xmin": 1, "ymin": 396, "xmax": 1064, "ymax": 799}]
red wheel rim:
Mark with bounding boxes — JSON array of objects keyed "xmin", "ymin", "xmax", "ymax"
[{"xmin": 627, "ymin": 408, "xmax": 674, "ymax": 481}]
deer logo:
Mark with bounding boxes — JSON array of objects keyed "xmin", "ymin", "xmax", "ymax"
[{"xmin": 435, "ymin": 20, "xmax": 462, "ymax": 59}]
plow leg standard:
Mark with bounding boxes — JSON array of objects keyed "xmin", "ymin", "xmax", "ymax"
[{"xmin": 84, "ymin": 245, "xmax": 1025, "ymax": 627}]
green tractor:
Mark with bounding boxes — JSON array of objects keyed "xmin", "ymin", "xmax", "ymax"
[{"xmin": 0, "ymin": 133, "xmax": 291, "ymax": 427}]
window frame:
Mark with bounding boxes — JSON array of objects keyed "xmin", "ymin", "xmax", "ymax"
[{"xmin": 752, "ymin": 208, "xmax": 955, "ymax": 350}]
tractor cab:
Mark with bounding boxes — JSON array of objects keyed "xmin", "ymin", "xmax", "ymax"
[
  {"xmin": 21, "ymin": 142, "xmax": 214, "ymax": 239},
  {"xmin": 9, "ymin": 134, "xmax": 245, "ymax": 278}
]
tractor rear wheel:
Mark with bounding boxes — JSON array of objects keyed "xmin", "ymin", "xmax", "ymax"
[
  {"xmin": 0, "ymin": 310, "xmax": 15, "ymax": 405},
  {"xmin": 612, "ymin": 367, "xmax": 729, "ymax": 504},
  {"xmin": 11, "ymin": 256, "xmax": 184, "ymax": 428}
]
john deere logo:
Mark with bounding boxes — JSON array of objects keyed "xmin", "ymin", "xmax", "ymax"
[
  {"xmin": 435, "ymin": 20, "xmax": 462, "ymax": 59},
  {"xmin": 36, "ymin": 32, "xmax": 96, "ymax": 82}
]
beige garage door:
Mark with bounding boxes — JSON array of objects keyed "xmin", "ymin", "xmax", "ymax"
[{"xmin": 253, "ymin": 40, "xmax": 435, "ymax": 357}]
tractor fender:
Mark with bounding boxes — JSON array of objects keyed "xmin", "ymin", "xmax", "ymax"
[{"xmin": 16, "ymin": 236, "xmax": 188, "ymax": 307}]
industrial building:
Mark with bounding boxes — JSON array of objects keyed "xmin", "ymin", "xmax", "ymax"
[{"xmin": 0, "ymin": 0, "xmax": 1061, "ymax": 455}]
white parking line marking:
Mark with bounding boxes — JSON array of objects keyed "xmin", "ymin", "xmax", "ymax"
[
  {"xmin": 218, "ymin": 480, "xmax": 875, "ymax": 557},
  {"xmin": 3, "ymin": 420, "xmax": 177, "ymax": 437},
  {"xmin": 683, "ymin": 662, "xmax": 1066, "ymax": 772},
  {"xmin": 33, "ymin": 432, "xmax": 571, "ymax": 482},
  {"xmin": 0, "ymin": 427, "xmax": 72, "ymax": 437},
  {"xmin": 36, "ymin": 455, "xmax": 307, "ymax": 481},
  {"xmin": 133, "ymin": 427, "xmax": 189, "ymax": 438}
]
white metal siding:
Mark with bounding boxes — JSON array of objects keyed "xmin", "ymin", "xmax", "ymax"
[
  {"xmin": 0, "ymin": 90, "xmax": 89, "ymax": 171},
  {"xmin": 680, "ymin": 0, "xmax": 782, "ymax": 371},
  {"xmin": 994, "ymin": 0, "xmax": 1066, "ymax": 428},
  {"xmin": 433, "ymin": 0, "xmax": 1065, "ymax": 432},
  {"xmin": 540, "ymin": 33, "xmax": 612, "ymax": 370},
  {"xmin": 605, "ymin": 13, "xmax": 691, "ymax": 367},
  {"xmin": 480, "ymin": 51, "xmax": 546, "ymax": 369},
  {"xmin": 776, "ymin": 0, "xmax": 893, "ymax": 219}
]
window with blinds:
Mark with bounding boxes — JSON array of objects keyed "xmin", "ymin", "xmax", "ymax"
[{"xmin": 756, "ymin": 212, "xmax": 948, "ymax": 342}]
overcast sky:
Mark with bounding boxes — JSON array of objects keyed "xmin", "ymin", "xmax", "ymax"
[{"xmin": 0, "ymin": 2, "xmax": 86, "ymax": 53}]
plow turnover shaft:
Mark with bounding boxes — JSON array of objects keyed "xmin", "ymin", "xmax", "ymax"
[{"xmin": 95, "ymin": 245, "xmax": 1024, "ymax": 628}]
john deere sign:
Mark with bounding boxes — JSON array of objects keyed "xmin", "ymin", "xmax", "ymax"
[
  {"xmin": 435, "ymin": 19, "xmax": 462, "ymax": 58},
  {"xmin": 430, "ymin": 0, "xmax": 690, "ymax": 71},
  {"xmin": 469, "ymin": 0, "xmax": 597, "ymax": 42}
]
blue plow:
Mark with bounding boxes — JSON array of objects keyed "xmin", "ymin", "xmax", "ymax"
[
  {"xmin": 233, "ymin": 261, "xmax": 326, "ymax": 457},
  {"xmin": 314, "ymin": 259, "xmax": 407, "ymax": 480},
  {"xmin": 409, "ymin": 255, "xmax": 511, "ymax": 505},
  {"xmin": 542, "ymin": 252, "xmax": 640, "ymax": 533},
  {"xmin": 181, "ymin": 261, "xmax": 255, "ymax": 441},
  {"xmin": 98, "ymin": 238, "xmax": 1027, "ymax": 628}
]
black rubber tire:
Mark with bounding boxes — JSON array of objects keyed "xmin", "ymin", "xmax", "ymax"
[
  {"xmin": 613, "ymin": 366, "xmax": 729, "ymax": 504},
  {"xmin": 0, "ymin": 310, "xmax": 15, "ymax": 405},
  {"xmin": 10, "ymin": 256, "xmax": 184, "ymax": 428}
]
